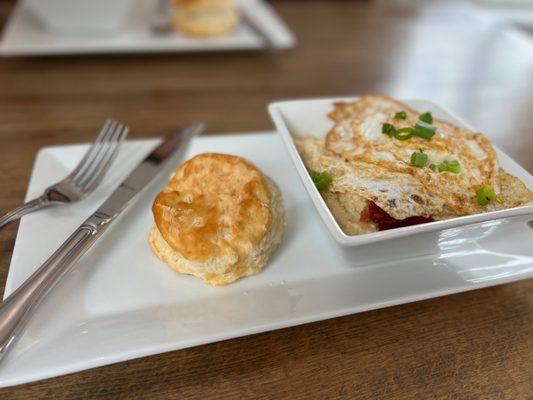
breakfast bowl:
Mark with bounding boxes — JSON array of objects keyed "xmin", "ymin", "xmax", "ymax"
[{"xmin": 268, "ymin": 97, "xmax": 533, "ymax": 246}]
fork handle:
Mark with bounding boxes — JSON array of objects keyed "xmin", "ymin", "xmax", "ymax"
[
  {"xmin": 0, "ymin": 196, "xmax": 51, "ymax": 230},
  {"xmin": 0, "ymin": 212, "xmax": 111, "ymax": 361}
]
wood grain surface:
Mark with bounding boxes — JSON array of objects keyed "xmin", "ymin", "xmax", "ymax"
[{"xmin": 0, "ymin": 1, "xmax": 532, "ymax": 398}]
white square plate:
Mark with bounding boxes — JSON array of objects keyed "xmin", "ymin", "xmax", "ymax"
[
  {"xmin": 268, "ymin": 98, "xmax": 533, "ymax": 246},
  {"xmin": 1, "ymin": 132, "xmax": 533, "ymax": 387},
  {"xmin": 0, "ymin": 0, "xmax": 295, "ymax": 56}
]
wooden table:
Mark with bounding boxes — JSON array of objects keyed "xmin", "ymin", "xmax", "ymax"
[{"xmin": 1, "ymin": 1, "xmax": 532, "ymax": 398}]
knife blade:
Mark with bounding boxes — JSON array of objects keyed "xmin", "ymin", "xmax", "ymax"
[
  {"xmin": 0, "ymin": 122, "xmax": 205, "ymax": 361},
  {"xmin": 96, "ymin": 122, "xmax": 204, "ymax": 220}
]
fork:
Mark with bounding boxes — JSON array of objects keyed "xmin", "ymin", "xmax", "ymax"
[{"xmin": 0, "ymin": 119, "xmax": 129, "ymax": 230}]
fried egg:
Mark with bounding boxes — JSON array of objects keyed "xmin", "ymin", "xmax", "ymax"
[{"xmin": 295, "ymin": 95, "xmax": 532, "ymax": 233}]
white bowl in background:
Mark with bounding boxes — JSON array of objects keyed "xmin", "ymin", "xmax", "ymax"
[{"xmin": 23, "ymin": 0, "xmax": 132, "ymax": 34}]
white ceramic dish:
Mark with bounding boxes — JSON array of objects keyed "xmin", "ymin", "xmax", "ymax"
[
  {"xmin": 1, "ymin": 132, "xmax": 532, "ymax": 387},
  {"xmin": 23, "ymin": 0, "xmax": 132, "ymax": 34},
  {"xmin": 0, "ymin": 0, "xmax": 295, "ymax": 56},
  {"xmin": 268, "ymin": 98, "xmax": 533, "ymax": 246}
]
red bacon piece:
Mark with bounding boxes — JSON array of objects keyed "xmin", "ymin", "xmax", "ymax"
[{"xmin": 360, "ymin": 201, "xmax": 433, "ymax": 231}]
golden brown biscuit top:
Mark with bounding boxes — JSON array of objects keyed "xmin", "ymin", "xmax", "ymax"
[{"xmin": 152, "ymin": 153, "xmax": 271, "ymax": 263}]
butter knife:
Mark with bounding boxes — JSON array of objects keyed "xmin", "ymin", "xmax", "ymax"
[{"xmin": 0, "ymin": 122, "xmax": 205, "ymax": 361}]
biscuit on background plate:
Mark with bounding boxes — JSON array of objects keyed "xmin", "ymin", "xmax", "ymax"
[
  {"xmin": 172, "ymin": 0, "xmax": 239, "ymax": 38},
  {"xmin": 150, "ymin": 153, "xmax": 285, "ymax": 286}
]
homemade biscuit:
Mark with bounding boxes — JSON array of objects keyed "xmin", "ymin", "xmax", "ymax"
[{"xmin": 150, "ymin": 153, "xmax": 284, "ymax": 286}]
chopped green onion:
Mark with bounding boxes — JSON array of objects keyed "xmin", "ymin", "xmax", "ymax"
[
  {"xmin": 382, "ymin": 121, "xmax": 435, "ymax": 141},
  {"xmin": 382, "ymin": 116, "xmax": 436, "ymax": 142},
  {"xmin": 411, "ymin": 121, "xmax": 436, "ymax": 140},
  {"xmin": 394, "ymin": 111, "xmax": 407, "ymax": 120},
  {"xmin": 429, "ymin": 160, "xmax": 461, "ymax": 173},
  {"xmin": 444, "ymin": 160, "xmax": 461, "ymax": 173},
  {"xmin": 311, "ymin": 170, "xmax": 332, "ymax": 191},
  {"xmin": 410, "ymin": 150, "xmax": 428, "ymax": 168},
  {"xmin": 395, "ymin": 127, "xmax": 414, "ymax": 140},
  {"xmin": 419, "ymin": 112, "xmax": 433, "ymax": 124},
  {"xmin": 496, "ymin": 194, "xmax": 505, "ymax": 204},
  {"xmin": 382, "ymin": 123, "xmax": 396, "ymax": 137},
  {"xmin": 476, "ymin": 185, "xmax": 495, "ymax": 206}
]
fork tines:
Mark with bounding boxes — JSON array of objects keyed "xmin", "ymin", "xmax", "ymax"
[{"xmin": 67, "ymin": 118, "xmax": 129, "ymax": 192}]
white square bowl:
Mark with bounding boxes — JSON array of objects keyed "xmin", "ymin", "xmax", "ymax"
[{"xmin": 268, "ymin": 97, "xmax": 533, "ymax": 246}]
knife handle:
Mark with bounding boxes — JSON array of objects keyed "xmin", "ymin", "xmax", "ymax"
[{"xmin": 0, "ymin": 212, "xmax": 111, "ymax": 361}]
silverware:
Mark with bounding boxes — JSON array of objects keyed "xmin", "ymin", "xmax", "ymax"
[
  {"xmin": 0, "ymin": 119, "xmax": 128, "ymax": 230},
  {"xmin": 0, "ymin": 122, "xmax": 205, "ymax": 361},
  {"xmin": 151, "ymin": 0, "xmax": 173, "ymax": 35}
]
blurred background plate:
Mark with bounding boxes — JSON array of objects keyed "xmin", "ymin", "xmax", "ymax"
[{"xmin": 0, "ymin": 0, "xmax": 296, "ymax": 56}]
